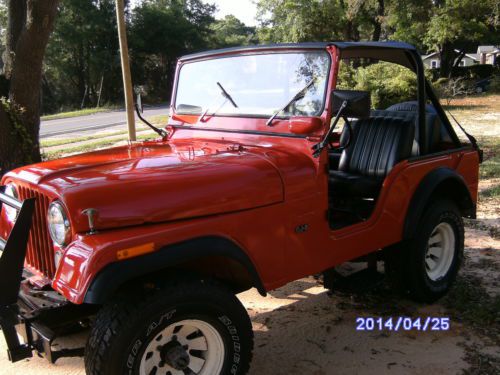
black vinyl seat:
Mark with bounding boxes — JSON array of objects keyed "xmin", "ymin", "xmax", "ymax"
[
  {"xmin": 329, "ymin": 116, "xmax": 415, "ymax": 198},
  {"xmin": 384, "ymin": 101, "xmax": 444, "ymax": 153}
]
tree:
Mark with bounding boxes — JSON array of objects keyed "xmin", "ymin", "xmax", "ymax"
[
  {"xmin": 386, "ymin": 0, "xmax": 497, "ymax": 77},
  {"xmin": 44, "ymin": 0, "xmax": 121, "ymax": 113},
  {"xmin": 0, "ymin": 1, "xmax": 6, "ymax": 73},
  {"xmin": 129, "ymin": 0, "xmax": 216, "ymax": 101},
  {"xmin": 0, "ymin": 0, "xmax": 58, "ymax": 175},
  {"xmin": 423, "ymin": 0, "xmax": 492, "ymax": 77},
  {"xmin": 256, "ymin": 0, "xmax": 388, "ymax": 43},
  {"xmin": 210, "ymin": 15, "xmax": 257, "ymax": 48}
]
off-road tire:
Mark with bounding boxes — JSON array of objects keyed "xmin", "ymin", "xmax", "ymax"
[
  {"xmin": 84, "ymin": 279, "xmax": 253, "ymax": 375},
  {"xmin": 385, "ymin": 200, "xmax": 464, "ymax": 303}
]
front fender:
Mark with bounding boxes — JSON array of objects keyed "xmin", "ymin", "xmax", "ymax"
[{"xmin": 53, "ymin": 234, "xmax": 266, "ymax": 304}]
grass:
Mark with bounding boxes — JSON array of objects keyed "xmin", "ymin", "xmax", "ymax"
[
  {"xmin": 41, "ymin": 115, "xmax": 168, "ymax": 149},
  {"xmin": 477, "ymin": 137, "xmax": 500, "ymax": 179},
  {"xmin": 41, "ymin": 128, "xmax": 147, "ymax": 148},
  {"xmin": 148, "ymin": 114, "xmax": 169, "ymax": 125},
  {"xmin": 44, "ymin": 132, "xmax": 158, "ymax": 160},
  {"xmin": 480, "ymin": 185, "xmax": 500, "ymax": 198},
  {"xmin": 41, "ymin": 135, "xmax": 106, "ymax": 148},
  {"xmin": 41, "ymin": 107, "xmax": 116, "ymax": 121}
]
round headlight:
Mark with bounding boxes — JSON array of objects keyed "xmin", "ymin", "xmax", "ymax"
[
  {"xmin": 3, "ymin": 184, "xmax": 19, "ymax": 222},
  {"xmin": 47, "ymin": 201, "xmax": 71, "ymax": 247}
]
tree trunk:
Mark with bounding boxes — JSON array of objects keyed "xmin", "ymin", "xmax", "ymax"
[
  {"xmin": 0, "ymin": 0, "xmax": 58, "ymax": 176},
  {"xmin": 371, "ymin": 0, "xmax": 385, "ymax": 42},
  {"xmin": 439, "ymin": 42, "xmax": 456, "ymax": 78}
]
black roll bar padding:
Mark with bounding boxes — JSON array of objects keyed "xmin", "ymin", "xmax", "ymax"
[{"xmin": 0, "ymin": 193, "xmax": 36, "ymax": 306}]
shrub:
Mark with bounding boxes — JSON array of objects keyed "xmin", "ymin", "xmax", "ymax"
[
  {"xmin": 355, "ymin": 62, "xmax": 417, "ymax": 109},
  {"xmin": 433, "ymin": 77, "xmax": 475, "ymax": 105},
  {"xmin": 489, "ymin": 74, "xmax": 500, "ymax": 93},
  {"xmin": 337, "ymin": 61, "xmax": 418, "ymax": 109},
  {"xmin": 450, "ymin": 64, "xmax": 498, "ymax": 79}
]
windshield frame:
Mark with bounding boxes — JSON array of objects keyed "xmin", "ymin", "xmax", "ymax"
[{"xmin": 172, "ymin": 49, "xmax": 332, "ymax": 120}]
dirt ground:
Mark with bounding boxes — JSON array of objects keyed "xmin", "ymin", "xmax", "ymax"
[
  {"xmin": 1, "ymin": 232, "xmax": 498, "ymax": 375},
  {"xmin": 0, "ymin": 95, "xmax": 499, "ymax": 374}
]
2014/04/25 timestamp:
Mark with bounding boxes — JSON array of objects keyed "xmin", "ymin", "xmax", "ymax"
[{"xmin": 356, "ymin": 317, "xmax": 450, "ymax": 331}]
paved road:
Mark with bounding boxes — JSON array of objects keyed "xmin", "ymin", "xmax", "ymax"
[{"xmin": 40, "ymin": 106, "xmax": 169, "ymax": 138}]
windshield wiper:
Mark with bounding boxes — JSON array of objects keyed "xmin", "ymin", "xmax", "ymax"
[
  {"xmin": 217, "ymin": 82, "xmax": 238, "ymax": 108},
  {"xmin": 266, "ymin": 78, "xmax": 315, "ymax": 126},
  {"xmin": 200, "ymin": 82, "xmax": 238, "ymax": 122}
]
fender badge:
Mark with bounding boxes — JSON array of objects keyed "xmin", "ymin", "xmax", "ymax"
[
  {"xmin": 82, "ymin": 208, "xmax": 98, "ymax": 234},
  {"xmin": 295, "ymin": 224, "xmax": 309, "ymax": 233}
]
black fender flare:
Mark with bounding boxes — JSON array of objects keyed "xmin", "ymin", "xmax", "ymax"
[
  {"xmin": 83, "ymin": 236, "xmax": 267, "ymax": 304},
  {"xmin": 403, "ymin": 167, "xmax": 475, "ymax": 239}
]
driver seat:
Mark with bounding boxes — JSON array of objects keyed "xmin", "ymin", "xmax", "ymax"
[{"xmin": 329, "ymin": 116, "xmax": 415, "ymax": 199}]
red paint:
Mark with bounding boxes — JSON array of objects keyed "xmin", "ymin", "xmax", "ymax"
[{"xmin": 0, "ymin": 45, "xmax": 479, "ymax": 304}]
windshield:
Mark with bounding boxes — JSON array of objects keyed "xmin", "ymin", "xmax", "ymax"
[{"xmin": 175, "ymin": 51, "xmax": 330, "ymax": 118}]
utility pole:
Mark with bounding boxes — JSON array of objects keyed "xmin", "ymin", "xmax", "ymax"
[{"xmin": 115, "ymin": 0, "xmax": 136, "ymax": 141}]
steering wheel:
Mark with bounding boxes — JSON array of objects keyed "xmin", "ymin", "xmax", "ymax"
[{"xmin": 329, "ymin": 117, "xmax": 354, "ymax": 150}]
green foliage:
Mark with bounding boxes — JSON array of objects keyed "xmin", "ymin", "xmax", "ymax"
[
  {"xmin": 210, "ymin": 15, "xmax": 257, "ymax": 48},
  {"xmin": 0, "ymin": 0, "xmax": 6, "ymax": 72},
  {"xmin": 338, "ymin": 61, "xmax": 417, "ymax": 109},
  {"xmin": 384, "ymin": 0, "xmax": 433, "ymax": 49},
  {"xmin": 0, "ymin": 97, "xmax": 34, "ymax": 163},
  {"xmin": 129, "ymin": 0, "xmax": 216, "ymax": 101},
  {"xmin": 14, "ymin": 0, "xmax": 499, "ymax": 113},
  {"xmin": 479, "ymin": 137, "xmax": 500, "ymax": 179},
  {"xmin": 41, "ymin": 0, "xmax": 221, "ymax": 112},
  {"xmin": 256, "ymin": 0, "xmax": 386, "ymax": 43},
  {"xmin": 44, "ymin": 0, "xmax": 121, "ymax": 113},
  {"xmin": 423, "ymin": 0, "xmax": 491, "ymax": 51},
  {"xmin": 256, "ymin": 0, "xmax": 497, "ymax": 78}
]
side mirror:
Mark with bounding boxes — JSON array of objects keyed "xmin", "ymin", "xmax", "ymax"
[
  {"xmin": 136, "ymin": 93, "xmax": 144, "ymax": 114},
  {"xmin": 289, "ymin": 117, "xmax": 323, "ymax": 135},
  {"xmin": 331, "ymin": 90, "xmax": 370, "ymax": 118}
]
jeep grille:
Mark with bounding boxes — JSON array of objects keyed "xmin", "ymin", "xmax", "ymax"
[{"xmin": 17, "ymin": 185, "xmax": 56, "ymax": 278}]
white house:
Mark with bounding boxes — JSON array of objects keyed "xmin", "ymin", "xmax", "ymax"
[
  {"xmin": 421, "ymin": 45, "xmax": 499, "ymax": 69},
  {"xmin": 421, "ymin": 50, "xmax": 479, "ymax": 69},
  {"xmin": 477, "ymin": 45, "xmax": 499, "ymax": 65}
]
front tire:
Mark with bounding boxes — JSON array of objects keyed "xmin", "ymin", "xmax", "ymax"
[
  {"xmin": 85, "ymin": 279, "xmax": 253, "ymax": 375},
  {"xmin": 385, "ymin": 200, "xmax": 464, "ymax": 302}
]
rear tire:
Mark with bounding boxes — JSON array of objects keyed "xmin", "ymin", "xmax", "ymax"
[
  {"xmin": 385, "ymin": 200, "xmax": 464, "ymax": 302},
  {"xmin": 85, "ymin": 279, "xmax": 253, "ymax": 375}
]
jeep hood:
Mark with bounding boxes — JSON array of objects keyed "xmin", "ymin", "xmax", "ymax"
[{"xmin": 5, "ymin": 142, "xmax": 284, "ymax": 233}]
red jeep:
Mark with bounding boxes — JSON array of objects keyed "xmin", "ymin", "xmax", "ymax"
[{"xmin": 0, "ymin": 42, "xmax": 480, "ymax": 375}]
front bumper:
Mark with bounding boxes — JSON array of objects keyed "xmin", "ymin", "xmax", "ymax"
[
  {"xmin": 0, "ymin": 282, "xmax": 87, "ymax": 363},
  {"xmin": 0, "ymin": 187, "xmax": 93, "ymax": 363}
]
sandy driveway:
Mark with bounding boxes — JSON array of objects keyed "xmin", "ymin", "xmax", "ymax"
[
  {"xmin": 1, "ymin": 227, "xmax": 498, "ymax": 374},
  {"xmin": 0, "ymin": 284, "xmax": 469, "ymax": 375}
]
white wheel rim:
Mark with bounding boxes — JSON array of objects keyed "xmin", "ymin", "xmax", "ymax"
[
  {"xmin": 425, "ymin": 222, "xmax": 455, "ymax": 281},
  {"xmin": 139, "ymin": 319, "xmax": 225, "ymax": 375}
]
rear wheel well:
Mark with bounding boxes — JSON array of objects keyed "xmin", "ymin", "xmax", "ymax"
[
  {"xmin": 428, "ymin": 178, "xmax": 475, "ymax": 218},
  {"xmin": 404, "ymin": 169, "xmax": 475, "ymax": 240}
]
